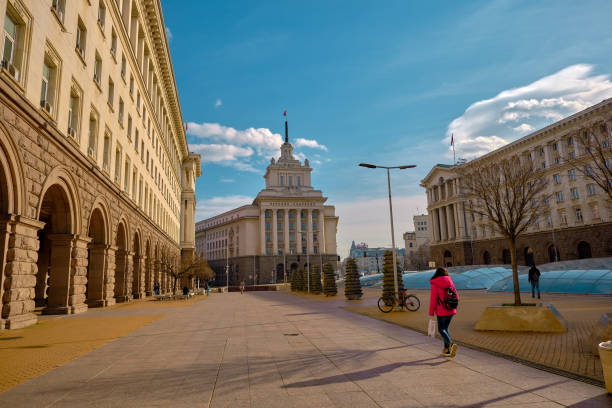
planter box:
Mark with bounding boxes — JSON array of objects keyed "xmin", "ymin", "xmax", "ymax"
[{"xmin": 475, "ymin": 303, "xmax": 567, "ymax": 333}]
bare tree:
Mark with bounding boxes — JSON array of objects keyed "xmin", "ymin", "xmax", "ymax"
[
  {"xmin": 459, "ymin": 156, "xmax": 550, "ymax": 305},
  {"xmin": 568, "ymin": 123, "xmax": 612, "ymax": 200},
  {"xmin": 166, "ymin": 254, "xmax": 214, "ymax": 294}
]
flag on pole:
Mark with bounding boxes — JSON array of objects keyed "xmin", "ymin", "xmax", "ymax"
[
  {"xmin": 185, "ymin": 122, "xmax": 188, "ymax": 132},
  {"xmin": 283, "ymin": 110, "xmax": 287, "ymax": 116},
  {"xmin": 451, "ymin": 133, "xmax": 454, "ymax": 146}
]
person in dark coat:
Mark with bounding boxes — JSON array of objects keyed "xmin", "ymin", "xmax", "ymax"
[
  {"xmin": 429, "ymin": 267, "xmax": 458, "ymax": 357},
  {"xmin": 528, "ymin": 264, "xmax": 541, "ymax": 299},
  {"xmin": 153, "ymin": 282, "xmax": 160, "ymax": 295}
]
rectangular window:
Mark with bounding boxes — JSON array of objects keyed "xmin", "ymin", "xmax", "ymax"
[
  {"xmin": 103, "ymin": 131, "xmax": 111, "ymax": 171},
  {"xmin": 297, "ymin": 176, "xmax": 301, "ymax": 186},
  {"xmin": 559, "ymin": 210, "xmax": 567, "ymax": 225},
  {"xmin": 40, "ymin": 57, "xmax": 57, "ymax": 116},
  {"xmin": 555, "ymin": 156, "xmax": 561, "ymax": 164},
  {"xmin": 124, "ymin": 157, "xmax": 130, "ymax": 193},
  {"xmin": 591, "ymin": 204, "xmax": 600, "ymax": 219},
  {"xmin": 75, "ymin": 18, "xmax": 86, "ymax": 59},
  {"xmin": 114, "ymin": 146, "xmax": 121, "ymax": 183},
  {"xmin": 121, "ymin": 54, "xmax": 126, "ymax": 78},
  {"xmin": 2, "ymin": 10, "xmax": 24, "ymax": 82},
  {"xmin": 568, "ymin": 169, "xmax": 576, "ymax": 181},
  {"xmin": 571, "ymin": 187, "xmax": 579, "ymax": 199},
  {"xmin": 546, "ymin": 213, "xmax": 552, "ymax": 227},
  {"xmin": 93, "ymin": 51, "xmax": 102, "ymax": 85},
  {"xmin": 88, "ymin": 111, "xmax": 98, "ymax": 158},
  {"xmin": 569, "ymin": 151, "xmax": 575, "ymax": 159},
  {"xmin": 132, "ymin": 168, "xmax": 137, "ymax": 200},
  {"xmin": 97, "ymin": 0, "xmax": 106, "ymax": 29},
  {"xmin": 541, "ymin": 161, "xmax": 546, "ymax": 169},
  {"xmin": 136, "ymin": 91, "xmax": 141, "ymax": 112},
  {"xmin": 127, "ymin": 115, "xmax": 132, "ymax": 139},
  {"xmin": 277, "ymin": 221, "xmax": 282, "ymax": 231},
  {"xmin": 110, "ymin": 27, "xmax": 117, "ymax": 58},
  {"xmin": 118, "ymin": 97, "xmax": 124, "ymax": 124},
  {"xmin": 67, "ymin": 88, "xmax": 81, "ymax": 140},
  {"xmin": 556, "ymin": 191, "xmax": 564, "ymax": 203},
  {"xmin": 587, "ymin": 184, "xmax": 596, "ymax": 196},
  {"xmin": 129, "ymin": 75, "xmax": 134, "ymax": 96},
  {"xmin": 289, "ymin": 175, "xmax": 292, "ymax": 185},
  {"xmin": 553, "ymin": 174, "xmax": 561, "ymax": 184},
  {"xmin": 575, "ymin": 207, "xmax": 583, "ymax": 222},
  {"xmin": 568, "ymin": 136, "xmax": 574, "ymax": 146},
  {"xmin": 552, "ymin": 142, "xmax": 558, "ymax": 151},
  {"xmin": 134, "ymin": 126, "xmax": 138, "ymax": 150},
  {"xmin": 140, "ymin": 140, "xmax": 144, "ymax": 161},
  {"xmin": 107, "ymin": 77, "xmax": 114, "ymax": 107},
  {"xmin": 51, "ymin": 0, "xmax": 66, "ymax": 23},
  {"xmin": 280, "ymin": 175, "xmax": 284, "ymax": 185}
]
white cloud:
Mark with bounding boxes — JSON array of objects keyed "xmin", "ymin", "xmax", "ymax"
[
  {"xmin": 189, "ymin": 143, "xmax": 253, "ymax": 164},
  {"xmin": 294, "ymin": 138, "xmax": 328, "ymax": 151},
  {"xmin": 220, "ymin": 178, "xmax": 235, "ymax": 183},
  {"xmin": 195, "ymin": 195, "xmax": 253, "ymax": 220},
  {"xmin": 188, "ymin": 122, "xmax": 283, "ymax": 155},
  {"xmin": 215, "ymin": 99, "xmax": 222, "ymax": 108},
  {"xmin": 513, "ymin": 123, "xmax": 534, "ymax": 133},
  {"xmin": 335, "ymin": 194, "xmax": 428, "ymax": 258},
  {"xmin": 165, "ymin": 26, "xmax": 173, "ymax": 41},
  {"xmin": 446, "ymin": 64, "xmax": 612, "ymax": 159}
]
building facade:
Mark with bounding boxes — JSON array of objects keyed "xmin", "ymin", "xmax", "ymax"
[
  {"xmin": 347, "ymin": 241, "xmax": 406, "ymax": 274},
  {"xmin": 195, "ymin": 126, "xmax": 338, "ymax": 286},
  {"xmin": 422, "ymin": 99, "xmax": 612, "ymax": 268},
  {"xmin": 403, "ymin": 214, "xmax": 430, "ymax": 269},
  {"xmin": 0, "ymin": 0, "xmax": 200, "ymax": 329}
]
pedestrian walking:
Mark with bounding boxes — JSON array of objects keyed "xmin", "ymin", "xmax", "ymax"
[
  {"xmin": 528, "ymin": 264, "xmax": 541, "ymax": 299},
  {"xmin": 153, "ymin": 282, "xmax": 159, "ymax": 295},
  {"xmin": 205, "ymin": 282, "xmax": 210, "ymax": 296},
  {"xmin": 429, "ymin": 267, "xmax": 459, "ymax": 357},
  {"xmin": 240, "ymin": 280, "xmax": 245, "ymax": 294}
]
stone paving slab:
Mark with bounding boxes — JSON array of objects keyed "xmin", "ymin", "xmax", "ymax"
[{"xmin": 0, "ymin": 291, "xmax": 610, "ymax": 407}]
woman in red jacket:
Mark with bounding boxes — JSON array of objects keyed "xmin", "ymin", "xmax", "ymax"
[{"xmin": 429, "ymin": 267, "xmax": 458, "ymax": 357}]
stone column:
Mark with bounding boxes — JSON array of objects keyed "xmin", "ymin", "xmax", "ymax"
[
  {"xmin": 153, "ymin": 260, "xmax": 161, "ymax": 293},
  {"xmin": 307, "ymin": 209, "xmax": 313, "ymax": 254},
  {"xmin": 272, "ymin": 210, "xmax": 278, "ymax": 255},
  {"xmin": 125, "ymin": 251, "xmax": 134, "ymax": 302},
  {"xmin": 44, "ymin": 234, "xmax": 76, "ymax": 314},
  {"xmin": 0, "ymin": 215, "xmax": 44, "ymax": 329},
  {"xmin": 132, "ymin": 254, "xmax": 145, "ymax": 299},
  {"xmin": 87, "ymin": 244, "xmax": 107, "ymax": 307},
  {"xmin": 296, "ymin": 209, "xmax": 302, "ymax": 254},
  {"xmin": 104, "ymin": 246, "xmax": 117, "ymax": 306},
  {"xmin": 284, "ymin": 209, "xmax": 289, "ymax": 254},
  {"xmin": 144, "ymin": 257, "xmax": 152, "ymax": 296},
  {"xmin": 447, "ymin": 205, "xmax": 456, "ymax": 240},
  {"xmin": 259, "ymin": 208, "xmax": 266, "ymax": 255},
  {"xmin": 441, "ymin": 207, "xmax": 449, "ymax": 241},
  {"xmin": 69, "ymin": 235, "xmax": 90, "ymax": 314},
  {"xmin": 431, "ymin": 209, "xmax": 440, "ymax": 242},
  {"xmin": 457, "ymin": 202, "xmax": 466, "ymax": 238},
  {"xmin": 319, "ymin": 209, "xmax": 325, "ymax": 254}
]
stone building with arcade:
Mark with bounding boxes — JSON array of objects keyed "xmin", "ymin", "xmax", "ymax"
[
  {"xmin": 195, "ymin": 124, "xmax": 339, "ymax": 286},
  {"xmin": 0, "ymin": 0, "xmax": 200, "ymax": 329},
  {"xmin": 421, "ymin": 98, "xmax": 612, "ymax": 268}
]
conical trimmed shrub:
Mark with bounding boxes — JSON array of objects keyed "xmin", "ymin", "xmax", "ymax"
[
  {"xmin": 290, "ymin": 268, "xmax": 298, "ymax": 291},
  {"xmin": 311, "ymin": 264, "xmax": 322, "ymax": 294},
  {"xmin": 344, "ymin": 258, "xmax": 362, "ymax": 300},
  {"xmin": 296, "ymin": 268, "xmax": 305, "ymax": 292},
  {"xmin": 382, "ymin": 250, "xmax": 405, "ymax": 299},
  {"xmin": 323, "ymin": 262, "xmax": 337, "ymax": 296}
]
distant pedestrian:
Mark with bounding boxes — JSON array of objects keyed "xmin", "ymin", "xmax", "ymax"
[
  {"xmin": 528, "ymin": 264, "xmax": 541, "ymax": 299},
  {"xmin": 429, "ymin": 267, "xmax": 458, "ymax": 358},
  {"xmin": 154, "ymin": 282, "xmax": 160, "ymax": 295},
  {"xmin": 240, "ymin": 280, "xmax": 245, "ymax": 294},
  {"xmin": 182, "ymin": 286, "xmax": 189, "ymax": 296},
  {"xmin": 205, "ymin": 282, "xmax": 210, "ymax": 296}
]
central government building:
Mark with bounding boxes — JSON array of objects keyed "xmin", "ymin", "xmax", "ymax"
[
  {"xmin": 195, "ymin": 127, "xmax": 339, "ymax": 286},
  {"xmin": 0, "ymin": 0, "xmax": 200, "ymax": 329},
  {"xmin": 421, "ymin": 98, "xmax": 612, "ymax": 268}
]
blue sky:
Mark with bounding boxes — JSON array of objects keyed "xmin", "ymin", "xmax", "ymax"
[{"xmin": 162, "ymin": 0, "xmax": 612, "ymax": 257}]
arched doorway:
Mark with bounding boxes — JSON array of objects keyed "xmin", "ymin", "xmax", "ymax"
[
  {"xmin": 443, "ymin": 250, "xmax": 453, "ymax": 267},
  {"xmin": 289, "ymin": 262, "xmax": 298, "ymax": 282},
  {"xmin": 36, "ymin": 185, "xmax": 74, "ymax": 314},
  {"xmin": 276, "ymin": 263, "xmax": 284, "ymax": 283},
  {"xmin": 87, "ymin": 207, "xmax": 107, "ymax": 307},
  {"xmin": 524, "ymin": 247, "xmax": 534, "ymax": 266},
  {"xmin": 502, "ymin": 249, "xmax": 511, "ymax": 264},
  {"xmin": 483, "ymin": 251, "xmax": 491, "ymax": 265},
  {"xmin": 578, "ymin": 241, "xmax": 592, "ymax": 259},
  {"xmin": 548, "ymin": 245, "xmax": 560, "ymax": 263},
  {"xmin": 114, "ymin": 222, "xmax": 129, "ymax": 302}
]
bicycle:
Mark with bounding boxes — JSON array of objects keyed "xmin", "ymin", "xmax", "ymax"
[{"xmin": 377, "ymin": 290, "xmax": 420, "ymax": 313}]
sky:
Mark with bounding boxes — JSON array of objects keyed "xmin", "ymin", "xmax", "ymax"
[{"xmin": 161, "ymin": 0, "xmax": 612, "ymax": 257}]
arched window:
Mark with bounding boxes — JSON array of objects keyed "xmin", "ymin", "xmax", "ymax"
[
  {"xmin": 483, "ymin": 251, "xmax": 491, "ymax": 265},
  {"xmin": 578, "ymin": 241, "xmax": 592, "ymax": 259},
  {"xmin": 524, "ymin": 247, "xmax": 534, "ymax": 266},
  {"xmin": 444, "ymin": 250, "xmax": 452, "ymax": 258}
]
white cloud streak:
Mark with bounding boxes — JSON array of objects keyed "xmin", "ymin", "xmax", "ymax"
[
  {"xmin": 215, "ymin": 99, "xmax": 222, "ymax": 108},
  {"xmin": 445, "ymin": 64, "xmax": 612, "ymax": 159},
  {"xmin": 165, "ymin": 26, "xmax": 173, "ymax": 41},
  {"xmin": 294, "ymin": 138, "xmax": 328, "ymax": 151}
]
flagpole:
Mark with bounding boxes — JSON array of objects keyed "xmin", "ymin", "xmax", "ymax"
[{"xmin": 452, "ymin": 133, "xmax": 456, "ymax": 164}]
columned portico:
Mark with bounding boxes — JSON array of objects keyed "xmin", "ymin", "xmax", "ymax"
[
  {"xmin": 272, "ymin": 210, "xmax": 278, "ymax": 255},
  {"xmin": 283, "ymin": 209, "xmax": 289, "ymax": 254}
]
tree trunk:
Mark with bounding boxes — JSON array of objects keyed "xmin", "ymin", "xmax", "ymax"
[{"xmin": 509, "ymin": 238, "xmax": 521, "ymax": 306}]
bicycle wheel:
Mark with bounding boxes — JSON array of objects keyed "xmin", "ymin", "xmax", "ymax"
[
  {"xmin": 404, "ymin": 294, "xmax": 420, "ymax": 311},
  {"xmin": 377, "ymin": 296, "xmax": 395, "ymax": 313}
]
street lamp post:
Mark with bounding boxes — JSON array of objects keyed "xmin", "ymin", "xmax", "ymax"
[{"xmin": 359, "ymin": 163, "xmax": 416, "ymax": 303}]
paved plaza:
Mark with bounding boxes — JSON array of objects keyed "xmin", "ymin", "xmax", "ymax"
[{"xmin": 0, "ymin": 291, "xmax": 610, "ymax": 407}]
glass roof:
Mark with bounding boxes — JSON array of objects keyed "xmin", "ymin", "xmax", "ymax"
[{"xmin": 487, "ymin": 269, "xmax": 612, "ymax": 294}]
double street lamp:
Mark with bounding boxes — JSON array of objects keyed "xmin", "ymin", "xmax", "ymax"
[{"xmin": 359, "ymin": 163, "xmax": 416, "ymax": 303}]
